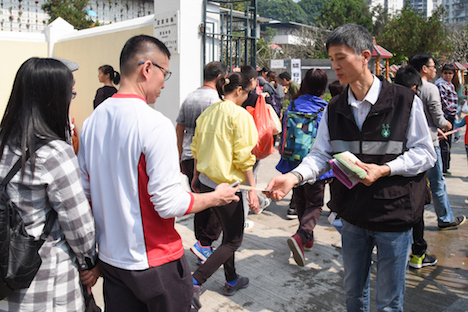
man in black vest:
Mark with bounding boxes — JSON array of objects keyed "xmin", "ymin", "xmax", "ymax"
[{"xmin": 265, "ymin": 24, "xmax": 436, "ymax": 311}]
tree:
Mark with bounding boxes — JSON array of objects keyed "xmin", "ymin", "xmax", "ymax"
[
  {"xmin": 298, "ymin": 0, "xmax": 326, "ymax": 25},
  {"xmin": 371, "ymin": 4, "xmax": 389, "ymax": 37},
  {"xmin": 280, "ymin": 25, "xmax": 331, "ymax": 59},
  {"xmin": 377, "ymin": 4, "xmax": 450, "ymax": 64},
  {"xmin": 318, "ymin": 0, "xmax": 373, "ymax": 30},
  {"xmin": 42, "ymin": 0, "xmax": 93, "ymax": 30},
  {"xmin": 446, "ymin": 23, "xmax": 468, "ymax": 63},
  {"xmin": 258, "ymin": 0, "xmax": 310, "ymax": 25}
]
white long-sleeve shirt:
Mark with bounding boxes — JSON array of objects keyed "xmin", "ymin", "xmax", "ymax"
[{"xmin": 295, "ymin": 76, "xmax": 436, "ymax": 183}]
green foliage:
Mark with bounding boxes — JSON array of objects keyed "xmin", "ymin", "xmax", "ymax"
[
  {"xmin": 319, "ymin": 0, "xmax": 372, "ymax": 30},
  {"xmin": 298, "ymin": 0, "xmax": 327, "ymax": 25},
  {"xmin": 42, "ymin": 0, "xmax": 93, "ymax": 30},
  {"xmin": 371, "ymin": 4, "xmax": 389, "ymax": 37},
  {"xmin": 258, "ymin": 0, "xmax": 310, "ymax": 24},
  {"xmin": 377, "ymin": 4, "xmax": 450, "ymax": 64}
]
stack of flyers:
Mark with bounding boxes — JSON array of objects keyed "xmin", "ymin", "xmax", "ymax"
[{"xmin": 329, "ymin": 151, "xmax": 368, "ymax": 189}]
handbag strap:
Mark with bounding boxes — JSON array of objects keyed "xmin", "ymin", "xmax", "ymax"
[{"xmin": 1, "ymin": 140, "xmax": 57, "ymax": 240}]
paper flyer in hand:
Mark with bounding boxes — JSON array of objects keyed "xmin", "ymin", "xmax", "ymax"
[{"xmin": 329, "ymin": 151, "xmax": 368, "ymax": 189}]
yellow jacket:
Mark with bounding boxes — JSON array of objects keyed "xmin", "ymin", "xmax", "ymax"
[{"xmin": 191, "ymin": 100, "xmax": 258, "ymax": 184}]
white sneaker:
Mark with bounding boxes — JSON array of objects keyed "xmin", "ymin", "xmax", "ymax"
[
  {"xmin": 256, "ymin": 197, "xmax": 271, "ymax": 214},
  {"xmin": 465, "ymin": 198, "xmax": 468, "ymax": 205},
  {"xmin": 244, "ymin": 220, "xmax": 255, "ymax": 229}
]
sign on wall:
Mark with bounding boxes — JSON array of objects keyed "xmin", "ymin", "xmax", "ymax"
[
  {"xmin": 154, "ymin": 11, "xmax": 179, "ymax": 54},
  {"xmin": 270, "ymin": 59, "xmax": 285, "ymax": 69},
  {"xmin": 291, "ymin": 59, "xmax": 301, "ymax": 83}
]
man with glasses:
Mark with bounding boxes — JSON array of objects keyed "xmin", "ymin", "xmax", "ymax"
[
  {"xmin": 78, "ymin": 35, "xmax": 239, "ymax": 312},
  {"xmin": 409, "ymin": 54, "xmax": 465, "ymax": 233}
]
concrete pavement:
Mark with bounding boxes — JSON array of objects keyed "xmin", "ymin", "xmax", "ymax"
[{"xmin": 93, "ymin": 130, "xmax": 468, "ymax": 312}]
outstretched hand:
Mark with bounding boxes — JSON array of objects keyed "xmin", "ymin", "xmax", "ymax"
[{"xmin": 263, "ymin": 173, "xmax": 298, "ymax": 201}]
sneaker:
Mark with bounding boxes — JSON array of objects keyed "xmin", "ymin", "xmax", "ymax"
[
  {"xmin": 438, "ymin": 215, "xmax": 466, "ymax": 230},
  {"xmin": 454, "ymin": 137, "xmax": 460, "ymax": 143},
  {"xmin": 287, "ymin": 234, "xmax": 305, "ymax": 266},
  {"xmin": 244, "ymin": 219, "xmax": 255, "ymax": 229},
  {"xmin": 464, "ymin": 198, "xmax": 468, "ymax": 205},
  {"xmin": 409, "ymin": 253, "xmax": 438, "ymax": 269},
  {"xmin": 191, "ymin": 285, "xmax": 203, "ymax": 311},
  {"xmin": 287, "ymin": 207, "xmax": 298, "ymax": 220},
  {"xmin": 304, "ymin": 238, "xmax": 314, "ymax": 251},
  {"xmin": 256, "ymin": 196, "xmax": 271, "ymax": 214},
  {"xmin": 190, "ymin": 241, "xmax": 213, "ymax": 263},
  {"xmin": 223, "ymin": 275, "xmax": 249, "ymax": 296},
  {"xmin": 443, "ymin": 171, "xmax": 452, "ymax": 176}
]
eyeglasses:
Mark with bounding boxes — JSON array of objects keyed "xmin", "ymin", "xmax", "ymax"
[
  {"xmin": 138, "ymin": 61, "xmax": 172, "ymax": 81},
  {"xmin": 72, "ymin": 91, "xmax": 77, "ymax": 99},
  {"xmin": 425, "ymin": 64, "xmax": 437, "ymax": 69}
]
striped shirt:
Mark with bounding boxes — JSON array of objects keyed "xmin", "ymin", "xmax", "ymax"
[{"xmin": 435, "ymin": 77, "xmax": 458, "ymax": 117}]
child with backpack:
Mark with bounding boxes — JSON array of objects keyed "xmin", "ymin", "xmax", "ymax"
[{"xmin": 276, "ymin": 68, "xmax": 333, "ymax": 266}]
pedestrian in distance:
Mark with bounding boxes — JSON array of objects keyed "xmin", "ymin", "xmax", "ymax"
[{"xmin": 93, "ymin": 64, "xmax": 120, "ymax": 109}]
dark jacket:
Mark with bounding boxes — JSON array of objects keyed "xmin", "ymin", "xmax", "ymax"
[{"xmin": 328, "ymin": 78, "xmax": 426, "ymax": 232}]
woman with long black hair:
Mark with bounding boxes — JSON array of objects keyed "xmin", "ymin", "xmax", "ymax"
[{"xmin": 0, "ymin": 58, "xmax": 98, "ymax": 311}]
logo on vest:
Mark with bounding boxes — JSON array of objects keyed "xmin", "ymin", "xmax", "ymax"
[{"xmin": 381, "ymin": 124, "xmax": 390, "ymax": 138}]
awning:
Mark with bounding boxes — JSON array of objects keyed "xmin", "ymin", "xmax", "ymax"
[
  {"xmin": 372, "ymin": 45, "xmax": 393, "ymax": 59},
  {"xmin": 389, "ymin": 65, "xmax": 400, "ymax": 72},
  {"xmin": 452, "ymin": 62, "xmax": 466, "ymax": 70}
]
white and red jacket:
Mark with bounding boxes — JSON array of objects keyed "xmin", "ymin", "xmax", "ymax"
[{"xmin": 78, "ymin": 94, "xmax": 194, "ymax": 270}]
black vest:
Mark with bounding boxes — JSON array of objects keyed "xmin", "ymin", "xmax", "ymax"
[{"xmin": 328, "ymin": 78, "xmax": 426, "ymax": 232}]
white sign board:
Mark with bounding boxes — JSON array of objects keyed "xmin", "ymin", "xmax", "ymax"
[
  {"xmin": 270, "ymin": 59, "xmax": 285, "ymax": 69},
  {"xmin": 291, "ymin": 59, "xmax": 301, "ymax": 83},
  {"xmin": 154, "ymin": 11, "xmax": 179, "ymax": 54}
]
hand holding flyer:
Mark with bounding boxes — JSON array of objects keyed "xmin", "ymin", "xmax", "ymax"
[{"xmin": 330, "ymin": 151, "xmax": 368, "ymax": 189}]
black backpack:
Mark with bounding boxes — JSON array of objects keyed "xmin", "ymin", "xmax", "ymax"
[{"xmin": 0, "ymin": 143, "xmax": 57, "ymax": 299}]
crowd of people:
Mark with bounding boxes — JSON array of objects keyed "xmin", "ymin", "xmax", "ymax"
[{"xmin": 0, "ymin": 23, "xmax": 466, "ymax": 312}]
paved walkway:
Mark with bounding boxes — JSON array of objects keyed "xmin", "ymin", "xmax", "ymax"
[{"xmin": 93, "ymin": 130, "xmax": 468, "ymax": 311}]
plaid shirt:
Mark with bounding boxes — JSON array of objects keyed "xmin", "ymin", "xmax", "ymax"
[
  {"xmin": 0, "ymin": 140, "xmax": 96, "ymax": 312},
  {"xmin": 435, "ymin": 77, "xmax": 458, "ymax": 117}
]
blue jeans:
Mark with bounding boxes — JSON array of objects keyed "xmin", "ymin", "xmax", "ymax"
[
  {"xmin": 427, "ymin": 146, "xmax": 454, "ymax": 225},
  {"xmin": 342, "ymin": 220, "xmax": 412, "ymax": 312}
]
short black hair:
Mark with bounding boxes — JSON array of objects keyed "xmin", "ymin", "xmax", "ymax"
[
  {"xmin": 278, "ymin": 72, "xmax": 291, "ymax": 81},
  {"xmin": 120, "ymin": 35, "xmax": 170, "ymax": 76},
  {"xmin": 408, "ymin": 53, "xmax": 434, "ymax": 73},
  {"xmin": 328, "ymin": 80, "xmax": 344, "ymax": 97},
  {"xmin": 394, "ymin": 66, "xmax": 422, "ymax": 90},
  {"xmin": 241, "ymin": 65, "xmax": 258, "ymax": 80},
  {"xmin": 204, "ymin": 61, "xmax": 227, "ymax": 82}
]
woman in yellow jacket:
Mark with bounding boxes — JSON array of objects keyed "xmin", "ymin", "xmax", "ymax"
[{"xmin": 190, "ymin": 72, "xmax": 259, "ymax": 307}]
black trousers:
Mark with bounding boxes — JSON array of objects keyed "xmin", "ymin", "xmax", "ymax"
[
  {"xmin": 100, "ymin": 257, "xmax": 193, "ymax": 312},
  {"xmin": 192, "ymin": 183, "xmax": 244, "ymax": 284},
  {"xmin": 181, "ymin": 159, "xmax": 222, "ymax": 246}
]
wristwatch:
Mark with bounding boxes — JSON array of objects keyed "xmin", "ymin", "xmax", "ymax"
[{"xmin": 290, "ymin": 170, "xmax": 303, "ymax": 185}]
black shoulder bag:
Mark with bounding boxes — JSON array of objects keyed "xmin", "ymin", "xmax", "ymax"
[{"xmin": 0, "ymin": 144, "xmax": 57, "ymax": 299}]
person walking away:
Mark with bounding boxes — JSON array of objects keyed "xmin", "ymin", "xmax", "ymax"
[
  {"xmin": 191, "ymin": 72, "xmax": 259, "ymax": 303},
  {"xmin": 276, "ymin": 68, "xmax": 333, "ymax": 266},
  {"xmin": 176, "ymin": 61, "xmax": 228, "ymax": 265}
]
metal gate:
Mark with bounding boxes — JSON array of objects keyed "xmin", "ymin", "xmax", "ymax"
[{"xmin": 202, "ymin": 0, "xmax": 258, "ymax": 69}]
